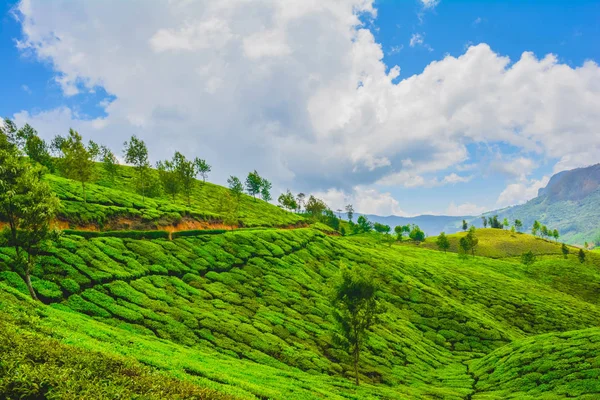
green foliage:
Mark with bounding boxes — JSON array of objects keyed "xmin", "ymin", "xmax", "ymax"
[
  {"xmin": 0, "ymin": 143, "xmax": 59, "ymax": 300},
  {"xmin": 156, "ymin": 158, "xmax": 180, "ymax": 200},
  {"xmin": 409, "ymin": 225, "xmax": 425, "ymax": 242},
  {"xmin": 278, "ymin": 190, "xmax": 298, "ymax": 212},
  {"xmin": 578, "ymin": 248, "xmax": 586, "ymax": 263},
  {"xmin": 245, "ymin": 170, "xmax": 262, "ymax": 200},
  {"xmin": 331, "ymin": 264, "xmax": 382, "ymax": 385},
  {"xmin": 123, "ymin": 135, "xmax": 150, "ymax": 202},
  {"xmin": 57, "ymin": 129, "xmax": 96, "ymax": 202},
  {"xmin": 562, "ymin": 243, "xmax": 569, "ymax": 258},
  {"xmin": 1, "ymin": 226, "xmax": 600, "ymax": 398},
  {"xmin": 227, "ymin": 176, "xmax": 244, "ymax": 199},
  {"xmin": 373, "ymin": 222, "xmax": 390, "ymax": 234},
  {"xmin": 100, "ymin": 145, "xmax": 119, "ymax": 183},
  {"xmin": 436, "ymin": 232, "xmax": 450, "ymax": 253},
  {"xmin": 260, "ymin": 178, "xmax": 272, "ymax": 202},
  {"xmin": 195, "ymin": 158, "xmax": 211, "ymax": 182},
  {"xmin": 306, "ymin": 195, "xmax": 328, "ymax": 220},
  {"xmin": 521, "ymin": 250, "xmax": 536, "ymax": 266},
  {"xmin": 345, "ymin": 204, "xmax": 354, "ymax": 222}
]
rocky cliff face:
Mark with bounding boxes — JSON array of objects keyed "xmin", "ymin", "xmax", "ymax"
[{"xmin": 538, "ymin": 163, "xmax": 600, "ymax": 202}]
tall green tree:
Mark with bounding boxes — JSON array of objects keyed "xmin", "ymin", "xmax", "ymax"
[
  {"xmin": 373, "ymin": 222, "xmax": 391, "ymax": 234},
  {"xmin": 227, "ymin": 176, "xmax": 244, "ymax": 200},
  {"xmin": 123, "ymin": 135, "xmax": 150, "ymax": 204},
  {"xmin": 561, "ymin": 243, "xmax": 569, "ymax": 259},
  {"xmin": 100, "ymin": 145, "xmax": 119, "ymax": 183},
  {"xmin": 245, "ymin": 170, "xmax": 262, "ymax": 200},
  {"xmin": 409, "ymin": 225, "xmax": 425, "ymax": 242},
  {"xmin": 394, "ymin": 225, "xmax": 404, "ymax": 241},
  {"xmin": 532, "ymin": 220, "xmax": 541, "ymax": 236},
  {"xmin": 260, "ymin": 178, "xmax": 272, "ymax": 202},
  {"xmin": 356, "ymin": 215, "xmax": 373, "ymax": 233},
  {"xmin": 17, "ymin": 124, "xmax": 53, "ymax": 171},
  {"xmin": 59, "ymin": 129, "xmax": 96, "ymax": 202},
  {"xmin": 156, "ymin": 159, "xmax": 180, "ymax": 200},
  {"xmin": 521, "ymin": 250, "xmax": 536, "ymax": 266},
  {"xmin": 331, "ymin": 264, "xmax": 383, "ymax": 386},
  {"xmin": 436, "ymin": 232, "xmax": 450, "ymax": 253},
  {"xmin": 194, "ymin": 158, "xmax": 211, "ymax": 183},
  {"xmin": 578, "ymin": 248, "xmax": 586, "ymax": 263},
  {"xmin": 0, "ymin": 139, "xmax": 60, "ymax": 300},
  {"xmin": 345, "ymin": 204, "xmax": 354, "ymax": 222},
  {"xmin": 514, "ymin": 219, "xmax": 523, "ymax": 233},
  {"xmin": 296, "ymin": 193, "xmax": 306, "ymax": 213},
  {"xmin": 481, "ymin": 217, "xmax": 488, "ymax": 228},
  {"xmin": 502, "ymin": 218, "xmax": 509, "ymax": 230},
  {"xmin": 552, "ymin": 229, "xmax": 559, "ymax": 242},
  {"xmin": 462, "ymin": 219, "xmax": 468, "ymax": 231},
  {"xmin": 278, "ymin": 190, "xmax": 297, "ymax": 211},
  {"xmin": 173, "ymin": 152, "xmax": 197, "ymax": 207},
  {"xmin": 305, "ymin": 195, "xmax": 328, "ymax": 219},
  {"xmin": 459, "ymin": 226, "xmax": 479, "ymax": 257}
]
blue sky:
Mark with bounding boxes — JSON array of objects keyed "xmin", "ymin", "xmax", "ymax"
[{"xmin": 1, "ymin": 0, "xmax": 599, "ymax": 216}]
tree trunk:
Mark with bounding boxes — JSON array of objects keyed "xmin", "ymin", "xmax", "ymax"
[
  {"xmin": 354, "ymin": 346, "xmax": 360, "ymax": 386},
  {"xmin": 24, "ymin": 270, "xmax": 38, "ymax": 301}
]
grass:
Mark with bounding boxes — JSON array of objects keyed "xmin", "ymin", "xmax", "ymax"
[
  {"xmin": 419, "ymin": 228, "xmax": 585, "ymax": 258},
  {"xmin": 47, "ymin": 163, "xmax": 304, "ymax": 229},
  {"xmin": 1, "ymin": 225, "xmax": 600, "ymax": 398},
  {"xmin": 1, "ymin": 169, "xmax": 599, "ymax": 398}
]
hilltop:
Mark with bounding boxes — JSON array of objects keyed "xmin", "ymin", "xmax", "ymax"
[{"xmin": 45, "ymin": 163, "xmax": 304, "ymax": 231}]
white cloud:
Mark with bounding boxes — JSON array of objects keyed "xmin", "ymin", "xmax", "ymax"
[
  {"xmin": 11, "ymin": 0, "xmax": 600, "ymax": 206},
  {"xmin": 387, "ymin": 45, "xmax": 403, "ymax": 55},
  {"xmin": 446, "ymin": 202, "xmax": 487, "ymax": 216},
  {"xmin": 21, "ymin": 84, "xmax": 31, "ymax": 94},
  {"xmin": 490, "ymin": 156, "xmax": 537, "ymax": 179},
  {"xmin": 409, "ymin": 32, "xmax": 433, "ymax": 51},
  {"xmin": 410, "ymin": 33, "xmax": 424, "ymax": 47},
  {"xmin": 473, "ymin": 17, "xmax": 482, "ymax": 25},
  {"xmin": 496, "ymin": 176, "xmax": 550, "ymax": 207},
  {"xmin": 420, "ymin": 0, "xmax": 440, "ymax": 9},
  {"xmin": 441, "ymin": 173, "xmax": 472, "ymax": 184},
  {"xmin": 313, "ymin": 186, "xmax": 407, "ymax": 216}
]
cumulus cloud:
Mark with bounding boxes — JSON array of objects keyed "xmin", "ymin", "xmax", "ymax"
[
  {"xmin": 446, "ymin": 202, "xmax": 487, "ymax": 216},
  {"xmin": 420, "ymin": 0, "xmax": 440, "ymax": 9},
  {"xmin": 410, "ymin": 33, "xmax": 425, "ymax": 47},
  {"xmin": 490, "ymin": 156, "xmax": 537, "ymax": 180},
  {"xmin": 11, "ymin": 0, "xmax": 600, "ymax": 212},
  {"xmin": 496, "ymin": 176, "xmax": 550, "ymax": 207},
  {"xmin": 313, "ymin": 187, "xmax": 407, "ymax": 216}
]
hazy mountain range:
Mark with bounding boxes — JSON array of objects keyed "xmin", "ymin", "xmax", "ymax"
[{"xmin": 362, "ymin": 163, "xmax": 600, "ymax": 245}]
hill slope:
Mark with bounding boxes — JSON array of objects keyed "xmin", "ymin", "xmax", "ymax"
[
  {"xmin": 2, "ymin": 224, "xmax": 600, "ymax": 398},
  {"xmin": 45, "ymin": 163, "xmax": 304, "ymax": 230}
]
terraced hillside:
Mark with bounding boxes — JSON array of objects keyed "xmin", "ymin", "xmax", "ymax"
[
  {"xmin": 2, "ymin": 223, "xmax": 600, "ymax": 399},
  {"xmin": 45, "ymin": 164, "xmax": 304, "ymax": 230}
]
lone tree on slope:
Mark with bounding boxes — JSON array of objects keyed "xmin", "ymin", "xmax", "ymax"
[
  {"xmin": 0, "ymin": 132, "xmax": 60, "ymax": 300},
  {"xmin": 124, "ymin": 135, "xmax": 150, "ymax": 204},
  {"xmin": 436, "ymin": 232, "xmax": 450, "ymax": 253},
  {"xmin": 331, "ymin": 264, "xmax": 383, "ymax": 386}
]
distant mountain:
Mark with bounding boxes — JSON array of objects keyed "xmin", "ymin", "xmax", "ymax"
[
  {"xmin": 361, "ymin": 163, "xmax": 600, "ymax": 245},
  {"xmin": 490, "ymin": 163, "xmax": 600, "ymax": 245}
]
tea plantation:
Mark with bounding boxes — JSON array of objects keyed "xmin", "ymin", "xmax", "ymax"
[
  {"xmin": 1, "ymin": 222, "xmax": 600, "ymax": 398},
  {"xmin": 46, "ymin": 164, "xmax": 304, "ymax": 229}
]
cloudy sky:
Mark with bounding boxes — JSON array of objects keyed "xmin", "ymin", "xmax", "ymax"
[{"xmin": 1, "ymin": 0, "xmax": 599, "ymax": 216}]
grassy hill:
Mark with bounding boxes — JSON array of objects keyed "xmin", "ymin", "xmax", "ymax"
[
  {"xmin": 419, "ymin": 228, "xmax": 580, "ymax": 258},
  {"xmin": 1, "ymin": 168, "xmax": 600, "ymax": 398},
  {"xmin": 2, "ymin": 223, "xmax": 600, "ymax": 398},
  {"xmin": 45, "ymin": 163, "xmax": 304, "ymax": 230}
]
